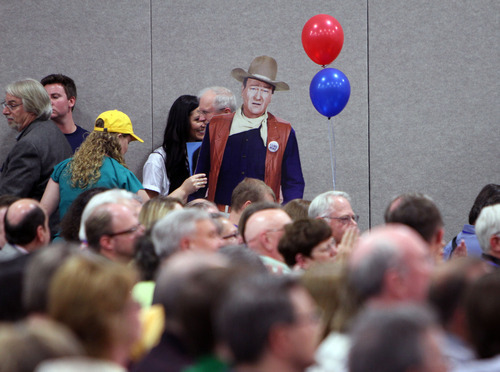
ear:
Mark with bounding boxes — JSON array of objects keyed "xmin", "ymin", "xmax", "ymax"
[
  {"xmin": 36, "ymin": 225, "xmax": 45, "ymax": 243},
  {"xmin": 383, "ymin": 269, "xmax": 405, "ymax": 299},
  {"xmin": 434, "ymin": 227, "xmax": 444, "ymax": 246},
  {"xmin": 490, "ymin": 235, "xmax": 500, "ymax": 254},
  {"xmin": 222, "ymin": 107, "xmax": 232, "ymax": 114},
  {"xmin": 99, "ymin": 235, "xmax": 114, "ymax": 254},
  {"xmin": 179, "ymin": 236, "xmax": 191, "ymax": 251},
  {"xmin": 295, "ymin": 253, "xmax": 309, "ymax": 269},
  {"xmin": 241, "ymin": 200, "xmax": 252, "ymax": 211},
  {"xmin": 267, "ymin": 324, "xmax": 290, "ymax": 357},
  {"xmin": 68, "ymin": 96, "xmax": 76, "ymax": 109}
]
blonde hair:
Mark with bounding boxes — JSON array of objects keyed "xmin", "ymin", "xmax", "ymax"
[
  {"xmin": 301, "ymin": 262, "xmax": 361, "ymax": 340},
  {"xmin": 48, "ymin": 254, "xmax": 137, "ymax": 359},
  {"xmin": 139, "ymin": 196, "xmax": 183, "ymax": 230},
  {"xmin": 67, "ymin": 131, "xmax": 126, "ymax": 188}
]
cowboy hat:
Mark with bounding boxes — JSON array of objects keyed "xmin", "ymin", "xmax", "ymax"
[{"xmin": 231, "ymin": 56, "xmax": 289, "ymax": 91}]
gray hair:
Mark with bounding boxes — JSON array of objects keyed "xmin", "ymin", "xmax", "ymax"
[
  {"xmin": 349, "ymin": 305, "xmax": 438, "ymax": 372},
  {"xmin": 5, "ymin": 79, "xmax": 52, "ymax": 120},
  {"xmin": 151, "ymin": 208, "xmax": 212, "ymax": 259},
  {"xmin": 348, "ymin": 243, "xmax": 403, "ymax": 304},
  {"xmin": 476, "ymin": 204, "xmax": 500, "ymax": 253},
  {"xmin": 197, "ymin": 86, "xmax": 237, "ymax": 113},
  {"xmin": 78, "ymin": 189, "xmax": 140, "ymax": 242},
  {"xmin": 308, "ymin": 191, "xmax": 351, "ymax": 218}
]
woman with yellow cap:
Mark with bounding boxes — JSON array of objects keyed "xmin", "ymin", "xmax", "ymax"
[{"xmin": 41, "ymin": 110, "xmax": 149, "ymax": 223}]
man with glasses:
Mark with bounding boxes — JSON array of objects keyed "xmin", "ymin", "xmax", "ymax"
[
  {"xmin": 194, "ymin": 56, "xmax": 305, "ymax": 211},
  {"xmin": 308, "ymin": 191, "xmax": 359, "ymax": 248},
  {"xmin": 0, "ymin": 79, "xmax": 72, "ymax": 203},
  {"xmin": 85, "ymin": 202, "xmax": 145, "ymax": 263}
]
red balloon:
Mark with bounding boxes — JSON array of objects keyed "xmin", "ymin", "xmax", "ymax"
[{"xmin": 302, "ymin": 14, "xmax": 344, "ymax": 66}]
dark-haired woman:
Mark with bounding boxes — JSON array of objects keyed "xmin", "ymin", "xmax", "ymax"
[{"xmin": 142, "ymin": 95, "xmax": 207, "ymax": 203}]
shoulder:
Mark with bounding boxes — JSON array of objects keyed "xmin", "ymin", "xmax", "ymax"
[
  {"xmin": 268, "ymin": 112, "xmax": 291, "ymax": 126},
  {"xmin": 74, "ymin": 125, "xmax": 90, "ymax": 134}
]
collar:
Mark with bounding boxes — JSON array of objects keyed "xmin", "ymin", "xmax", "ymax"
[
  {"xmin": 482, "ymin": 253, "xmax": 500, "ymax": 267},
  {"xmin": 230, "ymin": 106, "xmax": 268, "ymax": 146}
]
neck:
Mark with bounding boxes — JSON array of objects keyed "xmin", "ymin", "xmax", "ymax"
[
  {"xmin": 108, "ymin": 344, "xmax": 129, "ymax": 367},
  {"xmin": 53, "ymin": 113, "xmax": 77, "ymax": 134},
  {"xmin": 228, "ymin": 211, "xmax": 241, "ymax": 226}
]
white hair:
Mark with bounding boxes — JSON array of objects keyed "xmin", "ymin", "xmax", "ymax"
[
  {"xmin": 151, "ymin": 208, "xmax": 212, "ymax": 259},
  {"xmin": 475, "ymin": 204, "xmax": 500, "ymax": 253},
  {"xmin": 197, "ymin": 86, "xmax": 237, "ymax": 113},
  {"xmin": 5, "ymin": 78, "xmax": 52, "ymax": 120},
  {"xmin": 308, "ymin": 190, "xmax": 352, "ymax": 218},
  {"xmin": 78, "ymin": 189, "xmax": 140, "ymax": 242}
]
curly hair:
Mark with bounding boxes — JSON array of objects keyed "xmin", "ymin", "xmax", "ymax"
[{"xmin": 66, "ymin": 131, "xmax": 126, "ymax": 189}]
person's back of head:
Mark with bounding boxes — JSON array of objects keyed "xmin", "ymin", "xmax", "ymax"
[
  {"xmin": 0, "ymin": 318, "xmax": 83, "ymax": 372},
  {"xmin": 468, "ymin": 184, "xmax": 500, "ymax": 225},
  {"xmin": 48, "ymin": 254, "xmax": 138, "ymax": 362},
  {"xmin": 349, "ymin": 305, "xmax": 446, "ymax": 372},
  {"xmin": 230, "ymin": 177, "xmax": 276, "ymax": 213},
  {"xmin": 177, "ymin": 266, "xmax": 241, "ymax": 358},
  {"xmin": 216, "ymin": 274, "xmax": 320, "ymax": 370},
  {"xmin": 238, "ymin": 201, "xmax": 281, "ymax": 243},
  {"xmin": 60, "ymin": 187, "xmax": 108, "ymax": 243},
  {"xmin": 385, "ymin": 194, "xmax": 443, "ymax": 244},
  {"xmin": 475, "ymin": 204, "xmax": 500, "ymax": 255},
  {"xmin": 283, "ymin": 199, "xmax": 311, "ymax": 221},
  {"xmin": 465, "ymin": 270, "xmax": 500, "ymax": 359},
  {"xmin": 23, "ymin": 242, "xmax": 80, "ymax": 315},
  {"xmin": 4, "ymin": 199, "xmax": 50, "ymax": 250},
  {"xmin": 153, "ymin": 251, "xmax": 228, "ymax": 324},
  {"xmin": 349, "ymin": 224, "xmax": 432, "ymax": 305},
  {"xmin": 138, "ymin": 196, "xmax": 183, "ymax": 230}
]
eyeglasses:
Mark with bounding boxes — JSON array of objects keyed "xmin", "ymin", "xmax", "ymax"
[
  {"xmin": 2, "ymin": 101, "xmax": 23, "ymax": 111},
  {"xmin": 222, "ymin": 232, "xmax": 238, "ymax": 240},
  {"xmin": 107, "ymin": 223, "xmax": 142, "ymax": 237},
  {"xmin": 322, "ymin": 214, "xmax": 359, "ymax": 224}
]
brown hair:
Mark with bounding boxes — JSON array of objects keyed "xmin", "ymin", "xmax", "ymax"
[{"xmin": 48, "ymin": 254, "xmax": 136, "ymax": 359}]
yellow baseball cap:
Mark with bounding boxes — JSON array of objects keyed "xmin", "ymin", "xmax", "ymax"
[{"xmin": 94, "ymin": 110, "xmax": 143, "ymax": 142}]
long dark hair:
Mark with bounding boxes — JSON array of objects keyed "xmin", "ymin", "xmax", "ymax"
[{"xmin": 162, "ymin": 95, "xmax": 199, "ymax": 193}]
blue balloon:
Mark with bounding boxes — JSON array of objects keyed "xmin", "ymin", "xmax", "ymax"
[{"xmin": 309, "ymin": 68, "xmax": 351, "ymax": 118}]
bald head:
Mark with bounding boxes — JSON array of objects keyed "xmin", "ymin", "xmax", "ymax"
[
  {"xmin": 4, "ymin": 199, "xmax": 50, "ymax": 249},
  {"xmin": 349, "ymin": 224, "xmax": 433, "ymax": 305},
  {"xmin": 244, "ymin": 208, "xmax": 291, "ymax": 260}
]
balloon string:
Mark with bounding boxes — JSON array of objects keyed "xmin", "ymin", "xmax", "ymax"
[{"xmin": 328, "ymin": 119, "xmax": 336, "ymax": 190}]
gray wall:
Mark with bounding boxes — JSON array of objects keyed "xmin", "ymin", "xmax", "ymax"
[{"xmin": 1, "ymin": 1, "xmax": 498, "ymax": 239}]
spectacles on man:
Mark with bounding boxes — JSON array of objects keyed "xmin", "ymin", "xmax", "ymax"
[
  {"xmin": 106, "ymin": 223, "xmax": 142, "ymax": 237},
  {"xmin": 2, "ymin": 101, "xmax": 23, "ymax": 111},
  {"xmin": 322, "ymin": 214, "xmax": 359, "ymax": 224}
]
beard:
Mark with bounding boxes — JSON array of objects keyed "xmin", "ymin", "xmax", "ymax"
[{"xmin": 7, "ymin": 120, "xmax": 22, "ymax": 132}]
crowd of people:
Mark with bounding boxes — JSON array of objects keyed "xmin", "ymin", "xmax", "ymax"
[{"xmin": 1, "ymin": 58, "xmax": 500, "ymax": 372}]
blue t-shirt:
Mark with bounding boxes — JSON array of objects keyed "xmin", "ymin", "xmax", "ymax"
[
  {"xmin": 65, "ymin": 125, "xmax": 89, "ymax": 153},
  {"xmin": 52, "ymin": 156, "xmax": 143, "ymax": 219}
]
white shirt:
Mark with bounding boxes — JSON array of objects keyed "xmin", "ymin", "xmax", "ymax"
[{"xmin": 142, "ymin": 147, "xmax": 170, "ymax": 196}]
